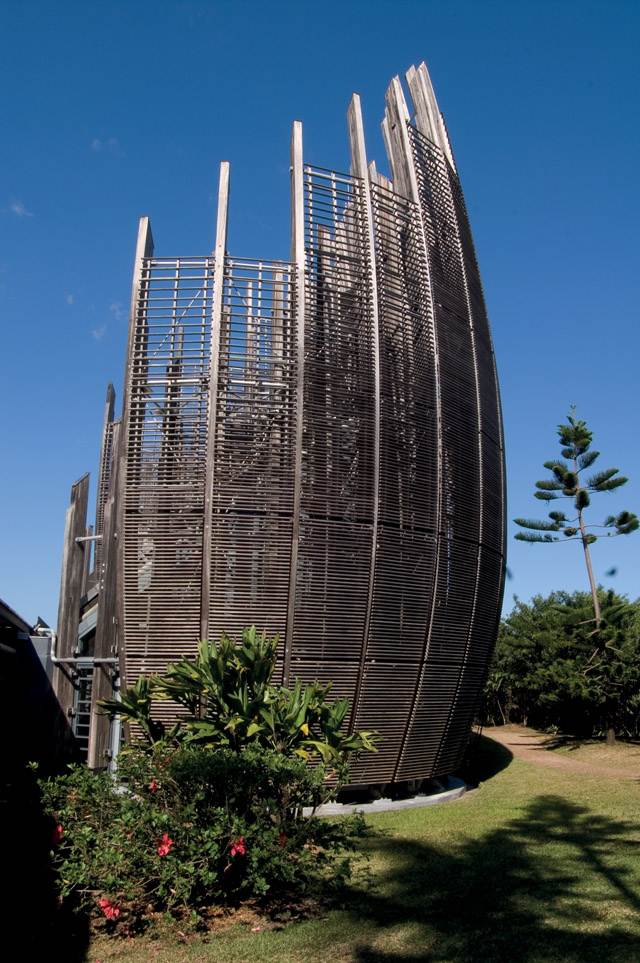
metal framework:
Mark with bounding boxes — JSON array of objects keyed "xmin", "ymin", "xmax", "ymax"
[{"xmin": 56, "ymin": 62, "xmax": 505, "ymax": 782}]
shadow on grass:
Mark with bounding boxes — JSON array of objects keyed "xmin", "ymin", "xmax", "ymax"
[
  {"xmin": 1, "ymin": 767, "xmax": 90, "ymax": 962},
  {"xmin": 350, "ymin": 795, "xmax": 640, "ymax": 962},
  {"xmin": 538, "ymin": 735, "xmax": 640, "ymax": 754},
  {"xmin": 459, "ymin": 733, "xmax": 513, "ymax": 788}
]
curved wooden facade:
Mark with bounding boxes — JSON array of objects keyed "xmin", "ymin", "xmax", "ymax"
[{"xmin": 59, "ymin": 63, "xmax": 505, "ymax": 782}]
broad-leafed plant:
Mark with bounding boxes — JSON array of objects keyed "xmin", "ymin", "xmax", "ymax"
[{"xmin": 101, "ymin": 626, "xmax": 376, "ymax": 777}]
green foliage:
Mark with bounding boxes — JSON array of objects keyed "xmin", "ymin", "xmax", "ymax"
[
  {"xmin": 50, "ymin": 628, "xmax": 378, "ymax": 932},
  {"xmin": 575, "ymin": 488, "xmax": 590, "ymax": 510},
  {"xmin": 100, "ymin": 627, "xmax": 376, "ymax": 780},
  {"xmin": 514, "ymin": 532, "xmax": 558, "ymax": 543},
  {"xmin": 38, "ymin": 744, "xmax": 364, "ymax": 931},
  {"xmin": 535, "ymin": 479, "xmax": 563, "ymax": 492},
  {"xmin": 513, "ymin": 518, "xmax": 560, "ymax": 532},
  {"xmin": 557, "ymin": 413, "xmax": 592, "ymax": 455},
  {"xmin": 514, "ymin": 409, "xmax": 638, "ymax": 631},
  {"xmin": 484, "ymin": 590, "xmax": 640, "ymax": 738}
]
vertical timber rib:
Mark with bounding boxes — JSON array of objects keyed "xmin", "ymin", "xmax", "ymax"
[
  {"xmin": 408, "ymin": 63, "xmax": 484, "ymax": 770},
  {"xmin": 93, "ymin": 383, "xmax": 116, "ymax": 579},
  {"xmin": 201, "ymin": 162, "xmax": 230, "ymax": 643},
  {"xmin": 382, "ymin": 76, "xmax": 445, "ymax": 782},
  {"xmin": 117, "ymin": 216, "xmax": 154, "ymax": 689},
  {"xmin": 284, "ymin": 121, "xmax": 305, "ymax": 683},
  {"xmin": 89, "ymin": 419, "xmax": 122, "ymax": 769},
  {"xmin": 55, "ymin": 473, "xmax": 90, "ymax": 713},
  {"xmin": 347, "ymin": 94, "xmax": 381, "ymax": 731}
]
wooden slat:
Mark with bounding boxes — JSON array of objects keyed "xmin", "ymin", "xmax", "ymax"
[
  {"xmin": 201, "ymin": 162, "xmax": 230, "ymax": 642},
  {"xmin": 346, "ymin": 93, "xmax": 380, "ymax": 731},
  {"xmin": 88, "ymin": 420, "xmax": 121, "ymax": 769},
  {"xmin": 117, "ymin": 217, "xmax": 154, "ymax": 688},
  {"xmin": 55, "ymin": 473, "xmax": 90, "ymax": 716},
  {"xmin": 283, "ymin": 122, "xmax": 305, "ymax": 682},
  {"xmin": 93, "ymin": 383, "xmax": 116, "ymax": 577}
]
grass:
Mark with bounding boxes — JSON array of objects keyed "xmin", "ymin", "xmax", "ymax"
[
  {"xmin": 85, "ymin": 735, "xmax": 640, "ymax": 963},
  {"xmin": 548, "ymin": 737, "xmax": 640, "ymax": 771}
]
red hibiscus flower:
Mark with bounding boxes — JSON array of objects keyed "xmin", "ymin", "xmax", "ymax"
[
  {"xmin": 277, "ymin": 831, "xmax": 287, "ymax": 848},
  {"xmin": 157, "ymin": 832, "xmax": 174, "ymax": 857},
  {"xmin": 51, "ymin": 822, "xmax": 63, "ymax": 845},
  {"xmin": 98, "ymin": 897, "xmax": 121, "ymax": 920},
  {"xmin": 230, "ymin": 836, "xmax": 247, "ymax": 858},
  {"xmin": 148, "ymin": 778, "xmax": 159, "ymax": 793}
]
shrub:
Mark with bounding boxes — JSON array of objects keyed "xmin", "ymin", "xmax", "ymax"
[
  {"xmin": 39, "ymin": 628, "xmax": 375, "ymax": 931},
  {"xmin": 39, "ymin": 743, "xmax": 364, "ymax": 930},
  {"xmin": 484, "ymin": 590, "xmax": 640, "ymax": 738}
]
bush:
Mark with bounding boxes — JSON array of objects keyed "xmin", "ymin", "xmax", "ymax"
[
  {"xmin": 39, "ymin": 628, "xmax": 375, "ymax": 932},
  {"xmin": 39, "ymin": 743, "xmax": 364, "ymax": 931},
  {"xmin": 484, "ymin": 590, "xmax": 640, "ymax": 738}
]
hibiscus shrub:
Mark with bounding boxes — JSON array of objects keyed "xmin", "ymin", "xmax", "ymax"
[
  {"xmin": 39, "ymin": 629, "xmax": 375, "ymax": 931},
  {"xmin": 38, "ymin": 743, "xmax": 363, "ymax": 930}
]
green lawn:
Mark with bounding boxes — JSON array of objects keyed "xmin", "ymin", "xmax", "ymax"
[
  {"xmin": 88, "ymin": 736, "xmax": 640, "ymax": 963},
  {"xmin": 550, "ymin": 737, "xmax": 640, "ymax": 771}
]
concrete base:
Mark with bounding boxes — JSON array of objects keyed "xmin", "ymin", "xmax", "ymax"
[{"xmin": 304, "ymin": 775, "xmax": 466, "ymax": 817}]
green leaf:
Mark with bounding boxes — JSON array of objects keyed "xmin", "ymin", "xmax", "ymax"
[
  {"xmin": 514, "ymin": 532, "xmax": 558, "ymax": 543},
  {"xmin": 544, "ymin": 460, "xmax": 569, "ymax": 481},
  {"xmin": 578, "ymin": 450, "xmax": 599, "ymax": 470},
  {"xmin": 548, "ymin": 511, "xmax": 568, "ymax": 523},
  {"xmin": 595, "ymin": 477, "xmax": 628, "ymax": 492},
  {"xmin": 575, "ymin": 489, "xmax": 590, "ymax": 510},
  {"xmin": 586, "ymin": 468, "xmax": 620, "ymax": 489},
  {"xmin": 304, "ymin": 740, "xmax": 337, "ymax": 764},
  {"xmin": 616, "ymin": 512, "xmax": 639, "ymax": 535},
  {"xmin": 514, "ymin": 518, "xmax": 560, "ymax": 532}
]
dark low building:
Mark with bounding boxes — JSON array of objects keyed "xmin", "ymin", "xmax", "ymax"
[{"xmin": 0, "ymin": 599, "xmax": 75, "ymax": 778}]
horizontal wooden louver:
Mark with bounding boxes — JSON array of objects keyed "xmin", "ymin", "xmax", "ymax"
[{"xmin": 113, "ymin": 65, "xmax": 506, "ymax": 786}]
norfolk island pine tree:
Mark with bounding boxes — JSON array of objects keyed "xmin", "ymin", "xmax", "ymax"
[{"xmin": 514, "ymin": 409, "xmax": 638, "ymax": 743}]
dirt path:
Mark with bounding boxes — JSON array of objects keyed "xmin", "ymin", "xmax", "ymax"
[{"xmin": 483, "ymin": 726, "xmax": 640, "ymax": 781}]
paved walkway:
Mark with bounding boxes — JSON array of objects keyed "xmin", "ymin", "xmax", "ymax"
[{"xmin": 484, "ymin": 726, "xmax": 640, "ymax": 781}]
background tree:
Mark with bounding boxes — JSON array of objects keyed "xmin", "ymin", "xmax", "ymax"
[
  {"xmin": 485, "ymin": 591, "xmax": 640, "ymax": 742},
  {"xmin": 514, "ymin": 409, "xmax": 638, "ymax": 627}
]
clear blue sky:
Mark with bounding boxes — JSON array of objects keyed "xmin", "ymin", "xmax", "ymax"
[{"xmin": 1, "ymin": 0, "xmax": 638, "ymax": 626}]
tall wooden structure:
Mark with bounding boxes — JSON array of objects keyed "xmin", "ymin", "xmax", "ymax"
[{"xmin": 56, "ymin": 63, "xmax": 505, "ymax": 782}]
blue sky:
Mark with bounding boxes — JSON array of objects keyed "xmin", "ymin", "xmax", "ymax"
[{"xmin": 1, "ymin": 0, "xmax": 638, "ymax": 625}]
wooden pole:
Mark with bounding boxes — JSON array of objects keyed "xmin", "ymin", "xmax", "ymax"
[
  {"xmin": 346, "ymin": 93, "xmax": 381, "ymax": 731},
  {"xmin": 283, "ymin": 121, "xmax": 305, "ymax": 683},
  {"xmin": 93, "ymin": 383, "xmax": 116, "ymax": 579},
  {"xmin": 55, "ymin": 473, "xmax": 90, "ymax": 718},
  {"xmin": 88, "ymin": 421, "xmax": 122, "ymax": 768},
  {"xmin": 116, "ymin": 217, "xmax": 154, "ymax": 690},
  {"xmin": 200, "ymin": 162, "xmax": 230, "ymax": 643}
]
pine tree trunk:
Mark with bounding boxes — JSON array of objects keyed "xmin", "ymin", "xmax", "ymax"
[
  {"xmin": 573, "ymin": 459, "xmax": 601, "ymax": 628},
  {"xmin": 578, "ymin": 510, "xmax": 601, "ymax": 627},
  {"xmin": 605, "ymin": 702, "xmax": 617, "ymax": 745}
]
